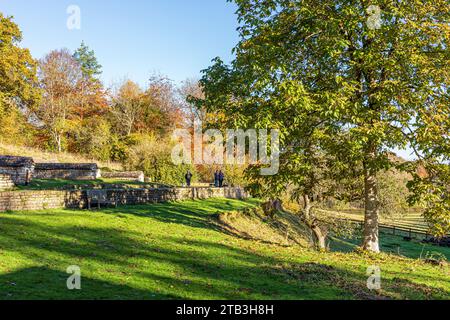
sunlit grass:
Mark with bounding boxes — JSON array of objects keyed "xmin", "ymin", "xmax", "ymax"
[{"xmin": 0, "ymin": 198, "xmax": 448, "ymax": 300}]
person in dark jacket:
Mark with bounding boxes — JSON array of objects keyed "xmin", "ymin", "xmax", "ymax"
[
  {"xmin": 214, "ymin": 170, "xmax": 219, "ymax": 187},
  {"xmin": 218, "ymin": 170, "xmax": 224, "ymax": 188},
  {"xmin": 185, "ymin": 170, "xmax": 193, "ymax": 187}
]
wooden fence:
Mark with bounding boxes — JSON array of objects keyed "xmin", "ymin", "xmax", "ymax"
[{"xmin": 345, "ymin": 218, "xmax": 437, "ymax": 241}]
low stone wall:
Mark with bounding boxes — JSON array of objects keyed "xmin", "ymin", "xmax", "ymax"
[
  {"xmin": 0, "ymin": 155, "xmax": 35, "ymax": 185},
  {"xmin": 101, "ymin": 171, "xmax": 145, "ymax": 182},
  {"xmin": 0, "ymin": 174, "xmax": 15, "ymax": 191},
  {"xmin": 0, "ymin": 190, "xmax": 80, "ymax": 212},
  {"xmin": 34, "ymin": 163, "xmax": 100, "ymax": 180},
  {"xmin": 0, "ymin": 187, "xmax": 248, "ymax": 212}
]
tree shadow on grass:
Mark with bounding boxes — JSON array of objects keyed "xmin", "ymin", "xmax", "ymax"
[
  {"xmin": 0, "ymin": 266, "xmax": 175, "ymax": 300},
  {"xmin": 140, "ymin": 236, "xmax": 450, "ymax": 300},
  {"xmin": 93, "ymin": 198, "xmax": 288, "ymax": 246},
  {"xmin": 100, "ymin": 198, "xmax": 259, "ymax": 233},
  {"xmin": 0, "ymin": 208, "xmax": 448, "ymax": 300}
]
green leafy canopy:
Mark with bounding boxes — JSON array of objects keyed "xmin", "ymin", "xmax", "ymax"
[{"xmin": 199, "ymin": 0, "xmax": 450, "ymax": 246}]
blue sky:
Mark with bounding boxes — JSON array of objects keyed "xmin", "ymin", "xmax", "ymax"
[{"xmin": 0, "ymin": 0, "xmax": 239, "ymax": 87}]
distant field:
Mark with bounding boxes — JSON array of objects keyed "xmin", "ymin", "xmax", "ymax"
[{"xmin": 321, "ymin": 209, "xmax": 430, "ymax": 234}]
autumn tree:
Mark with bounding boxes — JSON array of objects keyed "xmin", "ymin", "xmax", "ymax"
[
  {"xmin": 110, "ymin": 80, "xmax": 144, "ymax": 137},
  {"xmin": 34, "ymin": 49, "xmax": 82, "ymax": 151},
  {"xmin": 35, "ymin": 46, "xmax": 109, "ymax": 154},
  {"xmin": 71, "ymin": 42, "xmax": 108, "ymax": 121},
  {"xmin": 179, "ymin": 78, "xmax": 207, "ymax": 128},
  {"xmin": 110, "ymin": 75, "xmax": 182, "ymax": 137},
  {"xmin": 199, "ymin": 0, "xmax": 450, "ymax": 252},
  {"xmin": 0, "ymin": 13, "xmax": 41, "ymax": 143},
  {"xmin": 141, "ymin": 75, "xmax": 183, "ymax": 134}
]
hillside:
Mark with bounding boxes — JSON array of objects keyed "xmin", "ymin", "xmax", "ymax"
[
  {"xmin": 0, "ymin": 142, "xmax": 122, "ymax": 170},
  {"xmin": 0, "ymin": 198, "xmax": 448, "ymax": 300}
]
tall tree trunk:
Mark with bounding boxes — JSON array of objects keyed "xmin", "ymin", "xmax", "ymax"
[
  {"xmin": 57, "ymin": 135, "xmax": 62, "ymax": 153},
  {"xmin": 262, "ymin": 198, "xmax": 283, "ymax": 219},
  {"xmin": 302, "ymin": 194, "xmax": 327, "ymax": 251},
  {"xmin": 53, "ymin": 131, "xmax": 62, "ymax": 153},
  {"xmin": 311, "ymin": 224, "xmax": 327, "ymax": 251},
  {"xmin": 362, "ymin": 150, "xmax": 380, "ymax": 253}
]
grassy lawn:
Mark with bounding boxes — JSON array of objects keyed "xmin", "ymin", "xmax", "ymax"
[{"xmin": 0, "ymin": 198, "xmax": 448, "ymax": 300}]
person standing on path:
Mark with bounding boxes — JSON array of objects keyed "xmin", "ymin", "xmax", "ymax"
[
  {"xmin": 214, "ymin": 170, "xmax": 219, "ymax": 187},
  {"xmin": 218, "ymin": 170, "xmax": 224, "ymax": 188},
  {"xmin": 185, "ymin": 170, "xmax": 193, "ymax": 187}
]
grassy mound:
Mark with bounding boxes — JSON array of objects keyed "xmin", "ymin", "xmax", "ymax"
[
  {"xmin": 0, "ymin": 198, "xmax": 448, "ymax": 300},
  {"xmin": 214, "ymin": 207, "xmax": 311, "ymax": 247}
]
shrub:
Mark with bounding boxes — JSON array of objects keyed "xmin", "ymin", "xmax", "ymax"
[{"xmin": 124, "ymin": 134, "xmax": 196, "ymax": 185}]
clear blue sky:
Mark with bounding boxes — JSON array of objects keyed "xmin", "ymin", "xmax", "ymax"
[{"xmin": 0, "ymin": 0, "xmax": 239, "ymax": 87}]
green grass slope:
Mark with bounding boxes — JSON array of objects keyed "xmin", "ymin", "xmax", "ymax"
[{"xmin": 0, "ymin": 198, "xmax": 448, "ymax": 300}]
